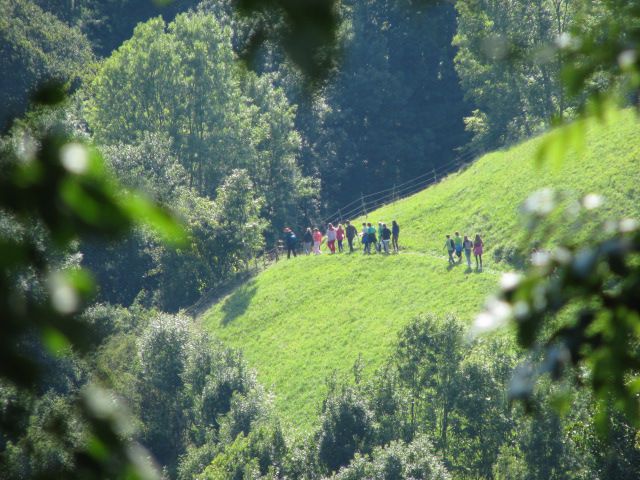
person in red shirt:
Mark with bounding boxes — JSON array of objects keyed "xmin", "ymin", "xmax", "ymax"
[{"xmin": 336, "ymin": 224, "xmax": 345, "ymax": 253}]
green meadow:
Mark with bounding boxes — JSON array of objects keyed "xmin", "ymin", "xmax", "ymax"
[{"xmin": 201, "ymin": 110, "xmax": 640, "ymax": 430}]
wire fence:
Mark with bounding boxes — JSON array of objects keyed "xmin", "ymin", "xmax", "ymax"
[{"xmin": 318, "ymin": 145, "xmax": 485, "ymax": 227}]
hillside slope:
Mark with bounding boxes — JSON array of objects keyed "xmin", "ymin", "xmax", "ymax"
[{"xmin": 201, "ymin": 111, "xmax": 640, "ymax": 431}]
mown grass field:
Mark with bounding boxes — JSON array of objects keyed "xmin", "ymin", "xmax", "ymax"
[{"xmin": 201, "ymin": 110, "xmax": 640, "ymax": 431}]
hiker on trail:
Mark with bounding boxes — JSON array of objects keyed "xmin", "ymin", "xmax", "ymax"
[
  {"xmin": 313, "ymin": 228, "xmax": 323, "ymax": 255},
  {"xmin": 346, "ymin": 221, "xmax": 358, "ymax": 253},
  {"xmin": 303, "ymin": 227, "xmax": 313, "ymax": 255},
  {"xmin": 284, "ymin": 227, "xmax": 297, "ymax": 259},
  {"xmin": 336, "ymin": 224, "xmax": 345, "ymax": 253},
  {"xmin": 444, "ymin": 234, "xmax": 455, "ymax": 265},
  {"xmin": 463, "ymin": 235, "xmax": 473, "ymax": 268},
  {"xmin": 377, "ymin": 222, "xmax": 383, "ymax": 253},
  {"xmin": 392, "ymin": 220, "xmax": 400, "ymax": 253},
  {"xmin": 361, "ymin": 222, "xmax": 369, "ymax": 253},
  {"xmin": 367, "ymin": 223, "xmax": 377, "ymax": 255},
  {"xmin": 381, "ymin": 223, "xmax": 392, "ymax": 254},
  {"xmin": 454, "ymin": 232, "xmax": 463, "ymax": 262},
  {"xmin": 327, "ymin": 223, "xmax": 337, "ymax": 254},
  {"xmin": 474, "ymin": 234, "xmax": 484, "ymax": 270}
]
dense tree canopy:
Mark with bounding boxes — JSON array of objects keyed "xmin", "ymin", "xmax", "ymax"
[
  {"xmin": 3, "ymin": 1, "xmax": 640, "ymax": 479},
  {"xmin": 301, "ymin": 0, "xmax": 471, "ymax": 211},
  {"xmin": 84, "ymin": 12, "xmax": 312, "ymax": 237},
  {"xmin": 0, "ymin": 0, "xmax": 93, "ymax": 130},
  {"xmin": 454, "ymin": 0, "xmax": 579, "ymax": 150}
]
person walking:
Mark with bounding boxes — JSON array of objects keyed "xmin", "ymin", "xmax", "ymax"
[
  {"xmin": 361, "ymin": 222, "xmax": 369, "ymax": 254},
  {"xmin": 303, "ymin": 227, "xmax": 313, "ymax": 255},
  {"xmin": 454, "ymin": 232, "xmax": 463, "ymax": 263},
  {"xmin": 392, "ymin": 220, "xmax": 400, "ymax": 253},
  {"xmin": 381, "ymin": 223, "xmax": 392, "ymax": 254},
  {"xmin": 377, "ymin": 222, "xmax": 383, "ymax": 253},
  {"xmin": 462, "ymin": 235, "xmax": 473, "ymax": 268},
  {"xmin": 313, "ymin": 228, "xmax": 323, "ymax": 255},
  {"xmin": 346, "ymin": 221, "xmax": 358, "ymax": 253},
  {"xmin": 367, "ymin": 223, "xmax": 377, "ymax": 254},
  {"xmin": 474, "ymin": 234, "xmax": 484, "ymax": 270},
  {"xmin": 336, "ymin": 224, "xmax": 345, "ymax": 253},
  {"xmin": 444, "ymin": 234, "xmax": 455, "ymax": 265},
  {"xmin": 326, "ymin": 223, "xmax": 337, "ymax": 254},
  {"xmin": 284, "ymin": 228, "xmax": 297, "ymax": 259}
]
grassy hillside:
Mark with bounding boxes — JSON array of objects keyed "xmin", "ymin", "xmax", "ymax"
[{"xmin": 201, "ymin": 111, "xmax": 640, "ymax": 431}]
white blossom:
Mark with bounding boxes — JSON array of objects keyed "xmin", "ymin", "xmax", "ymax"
[
  {"xmin": 582, "ymin": 193, "xmax": 604, "ymax": 210},
  {"xmin": 60, "ymin": 142, "xmax": 89, "ymax": 174},
  {"xmin": 523, "ymin": 188, "xmax": 556, "ymax": 216}
]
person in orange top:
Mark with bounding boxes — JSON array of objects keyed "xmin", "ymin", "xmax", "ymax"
[{"xmin": 312, "ymin": 228, "xmax": 323, "ymax": 255}]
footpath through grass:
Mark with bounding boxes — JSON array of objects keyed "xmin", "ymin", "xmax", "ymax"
[{"xmin": 201, "ymin": 110, "xmax": 640, "ymax": 431}]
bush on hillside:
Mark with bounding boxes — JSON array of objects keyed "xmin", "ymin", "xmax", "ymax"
[
  {"xmin": 317, "ymin": 383, "xmax": 376, "ymax": 473},
  {"xmin": 326, "ymin": 435, "xmax": 450, "ymax": 480},
  {"xmin": 200, "ymin": 424, "xmax": 287, "ymax": 480}
]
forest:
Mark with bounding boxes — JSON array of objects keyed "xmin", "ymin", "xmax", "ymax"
[{"xmin": 1, "ymin": 0, "xmax": 640, "ymax": 479}]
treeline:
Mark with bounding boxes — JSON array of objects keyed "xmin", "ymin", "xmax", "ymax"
[
  {"xmin": 2, "ymin": 1, "xmax": 636, "ymax": 479},
  {"xmin": 80, "ymin": 12, "xmax": 311, "ymax": 310},
  {"xmin": 2, "ymin": 0, "xmax": 603, "ymax": 237},
  {"xmin": 3, "ymin": 311, "xmax": 638, "ymax": 479}
]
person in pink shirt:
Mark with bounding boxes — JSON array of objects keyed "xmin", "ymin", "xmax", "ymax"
[
  {"xmin": 336, "ymin": 224, "xmax": 345, "ymax": 253},
  {"xmin": 473, "ymin": 234, "xmax": 484, "ymax": 270},
  {"xmin": 312, "ymin": 228, "xmax": 323, "ymax": 255},
  {"xmin": 326, "ymin": 223, "xmax": 337, "ymax": 254}
]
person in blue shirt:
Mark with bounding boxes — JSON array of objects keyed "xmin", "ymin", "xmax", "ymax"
[{"xmin": 284, "ymin": 227, "xmax": 297, "ymax": 259}]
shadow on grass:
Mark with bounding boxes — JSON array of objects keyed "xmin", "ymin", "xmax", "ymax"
[
  {"xmin": 220, "ymin": 282, "xmax": 258, "ymax": 326},
  {"xmin": 447, "ymin": 260, "xmax": 465, "ymax": 271}
]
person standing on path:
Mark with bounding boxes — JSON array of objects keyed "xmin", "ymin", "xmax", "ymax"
[
  {"xmin": 284, "ymin": 228, "xmax": 297, "ymax": 259},
  {"xmin": 474, "ymin": 234, "xmax": 484, "ymax": 270},
  {"xmin": 336, "ymin": 224, "xmax": 345, "ymax": 253},
  {"xmin": 362, "ymin": 222, "xmax": 369, "ymax": 254},
  {"xmin": 367, "ymin": 223, "xmax": 377, "ymax": 255},
  {"xmin": 303, "ymin": 227, "xmax": 313, "ymax": 255},
  {"xmin": 346, "ymin": 221, "xmax": 358, "ymax": 253},
  {"xmin": 326, "ymin": 223, "xmax": 337, "ymax": 254},
  {"xmin": 381, "ymin": 223, "xmax": 392, "ymax": 254},
  {"xmin": 312, "ymin": 228, "xmax": 323, "ymax": 255},
  {"xmin": 392, "ymin": 220, "xmax": 400, "ymax": 253},
  {"xmin": 454, "ymin": 232, "xmax": 463, "ymax": 262},
  {"xmin": 462, "ymin": 235, "xmax": 473, "ymax": 268},
  {"xmin": 444, "ymin": 234, "xmax": 455, "ymax": 265}
]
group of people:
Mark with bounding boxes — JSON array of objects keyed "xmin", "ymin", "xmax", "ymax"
[
  {"xmin": 283, "ymin": 224, "xmax": 485, "ymax": 270},
  {"xmin": 282, "ymin": 220, "xmax": 401, "ymax": 258},
  {"xmin": 444, "ymin": 232, "xmax": 484, "ymax": 269}
]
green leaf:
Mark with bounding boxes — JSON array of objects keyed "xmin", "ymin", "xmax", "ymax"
[
  {"xmin": 42, "ymin": 327, "xmax": 71, "ymax": 356},
  {"xmin": 121, "ymin": 193, "xmax": 187, "ymax": 246}
]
